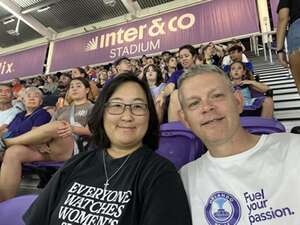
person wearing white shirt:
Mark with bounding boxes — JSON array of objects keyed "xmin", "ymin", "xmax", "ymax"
[
  {"xmin": 177, "ymin": 64, "xmax": 300, "ymax": 225},
  {"xmin": 0, "ymin": 84, "xmax": 22, "ymax": 136}
]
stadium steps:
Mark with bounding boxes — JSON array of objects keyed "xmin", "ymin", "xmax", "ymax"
[{"xmin": 250, "ymin": 55, "xmax": 300, "ymax": 131}]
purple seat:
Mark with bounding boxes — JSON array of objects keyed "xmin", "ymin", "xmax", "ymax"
[
  {"xmin": 240, "ymin": 116, "xmax": 286, "ymax": 134},
  {"xmin": 0, "ymin": 194, "xmax": 37, "ymax": 225},
  {"xmin": 23, "ymin": 161, "xmax": 64, "ymax": 169},
  {"xmin": 156, "ymin": 122, "xmax": 205, "ymax": 170}
]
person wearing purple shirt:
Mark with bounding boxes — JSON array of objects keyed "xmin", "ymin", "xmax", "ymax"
[{"xmin": 156, "ymin": 44, "xmax": 196, "ymax": 122}]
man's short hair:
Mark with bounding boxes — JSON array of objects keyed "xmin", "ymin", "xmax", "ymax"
[
  {"xmin": 228, "ymin": 45, "xmax": 243, "ymax": 53},
  {"xmin": 60, "ymin": 73, "xmax": 72, "ymax": 80},
  {"xmin": 114, "ymin": 57, "xmax": 130, "ymax": 67},
  {"xmin": 178, "ymin": 64, "xmax": 233, "ymax": 93}
]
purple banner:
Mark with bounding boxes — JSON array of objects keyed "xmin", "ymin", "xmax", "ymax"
[
  {"xmin": 50, "ymin": 0, "xmax": 259, "ymax": 72},
  {"xmin": 0, "ymin": 45, "xmax": 48, "ymax": 82},
  {"xmin": 270, "ymin": 0, "xmax": 279, "ymax": 28}
]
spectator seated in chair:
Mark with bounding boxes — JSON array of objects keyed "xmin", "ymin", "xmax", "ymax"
[
  {"xmin": 0, "ymin": 84, "xmax": 22, "ymax": 137},
  {"xmin": 0, "ymin": 78, "xmax": 93, "ymax": 202},
  {"xmin": 229, "ymin": 61, "xmax": 274, "ymax": 119}
]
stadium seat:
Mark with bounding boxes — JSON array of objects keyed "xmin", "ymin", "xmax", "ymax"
[
  {"xmin": 240, "ymin": 116, "xmax": 286, "ymax": 134},
  {"xmin": 0, "ymin": 194, "xmax": 37, "ymax": 225},
  {"xmin": 156, "ymin": 122, "xmax": 206, "ymax": 169}
]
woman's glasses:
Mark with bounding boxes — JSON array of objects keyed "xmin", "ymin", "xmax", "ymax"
[{"xmin": 105, "ymin": 102, "xmax": 148, "ymax": 116}]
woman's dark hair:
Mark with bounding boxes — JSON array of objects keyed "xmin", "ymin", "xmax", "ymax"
[
  {"xmin": 142, "ymin": 64, "xmax": 164, "ymax": 86},
  {"xmin": 229, "ymin": 61, "xmax": 254, "ymax": 80},
  {"xmin": 178, "ymin": 44, "xmax": 197, "ymax": 57},
  {"xmin": 75, "ymin": 67, "xmax": 88, "ymax": 78},
  {"xmin": 88, "ymin": 73, "xmax": 159, "ymax": 151}
]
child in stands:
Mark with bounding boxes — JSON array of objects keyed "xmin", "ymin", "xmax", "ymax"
[{"xmin": 229, "ymin": 61, "xmax": 273, "ymax": 118}]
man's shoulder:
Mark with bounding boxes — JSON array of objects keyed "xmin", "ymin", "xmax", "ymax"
[{"xmin": 180, "ymin": 154, "xmax": 208, "ymax": 177}]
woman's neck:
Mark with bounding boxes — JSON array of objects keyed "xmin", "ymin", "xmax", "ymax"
[
  {"xmin": 168, "ymin": 67, "xmax": 175, "ymax": 74},
  {"xmin": 73, "ymin": 98, "xmax": 88, "ymax": 105},
  {"xmin": 0, "ymin": 103, "xmax": 12, "ymax": 111},
  {"xmin": 107, "ymin": 143, "xmax": 142, "ymax": 159},
  {"xmin": 148, "ymin": 80, "xmax": 156, "ymax": 87},
  {"xmin": 25, "ymin": 107, "xmax": 38, "ymax": 115}
]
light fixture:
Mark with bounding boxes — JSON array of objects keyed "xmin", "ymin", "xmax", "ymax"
[
  {"xmin": 37, "ymin": 6, "xmax": 51, "ymax": 12},
  {"xmin": 6, "ymin": 18, "xmax": 20, "ymax": 36},
  {"xmin": 3, "ymin": 18, "xmax": 15, "ymax": 25},
  {"xmin": 103, "ymin": 0, "xmax": 116, "ymax": 7}
]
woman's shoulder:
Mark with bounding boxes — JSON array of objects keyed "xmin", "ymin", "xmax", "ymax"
[
  {"xmin": 60, "ymin": 149, "xmax": 100, "ymax": 172},
  {"xmin": 140, "ymin": 147, "xmax": 177, "ymax": 174}
]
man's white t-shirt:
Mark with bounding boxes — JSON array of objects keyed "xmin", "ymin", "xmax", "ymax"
[
  {"xmin": 0, "ymin": 106, "xmax": 21, "ymax": 126},
  {"xmin": 222, "ymin": 54, "xmax": 249, "ymax": 67},
  {"xmin": 180, "ymin": 133, "xmax": 300, "ymax": 225}
]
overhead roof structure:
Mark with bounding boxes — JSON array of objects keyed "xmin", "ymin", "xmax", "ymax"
[{"xmin": 0, "ymin": 0, "xmax": 205, "ymax": 53}]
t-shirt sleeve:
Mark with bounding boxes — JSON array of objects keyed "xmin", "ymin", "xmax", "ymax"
[
  {"xmin": 140, "ymin": 165, "xmax": 192, "ymax": 225},
  {"xmin": 167, "ymin": 70, "xmax": 181, "ymax": 85},
  {"xmin": 277, "ymin": 0, "xmax": 289, "ymax": 13},
  {"xmin": 32, "ymin": 110, "xmax": 51, "ymax": 127}
]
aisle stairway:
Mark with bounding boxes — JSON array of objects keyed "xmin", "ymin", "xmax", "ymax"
[{"xmin": 250, "ymin": 55, "xmax": 300, "ymax": 131}]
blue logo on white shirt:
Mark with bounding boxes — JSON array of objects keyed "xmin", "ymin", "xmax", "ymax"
[{"xmin": 205, "ymin": 191, "xmax": 241, "ymax": 225}]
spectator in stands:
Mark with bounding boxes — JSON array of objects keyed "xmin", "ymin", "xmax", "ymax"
[
  {"xmin": 277, "ymin": 0, "xmax": 300, "ymax": 94},
  {"xmin": 141, "ymin": 54, "xmax": 148, "ymax": 66},
  {"xmin": 97, "ymin": 69, "xmax": 108, "ymax": 88},
  {"xmin": 222, "ymin": 40, "xmax": 249, "ymax": 67},
  {"xmin": 223, "ymin": 45, "xmax": 253, "ymax": 73},
  {"xmin": 1, "ymin": 87, "xmax": 51, "ymax": 140},
  {"xmin": 43, "ymin": 75, "xmax": 58, "ymax": 95},
  {"xmin": 0, "ymin": 78, "xmax": 93, "ymax": 202},
  {"xmin": 162, "ymin": 51, "xmax": 172, "ymax": 63},
  {"xmin": 23, "ymin": 74, "xmax": 192, "ymax": 225},
  {"xmin": 146, "ymin": 57, "xmax": 155, "ymax": 65},
  {"xmin": 156, "ymin": 44, "xmax": 196, "ymax": 122},
  {"xmin": 115, "ymin": 57, "xmax": 132, "ymax": 75},
  {"xmin": 130, "ymin": 58, "xmax": 141, "ymax": 74},
  {"xmin": 71, "ymin": 67, "xmax": 99, "ymax": 102},
  {"xmin": 142, "ymin": 64, "xmax": 165, "ymax": 123},
  {"xmin": 0, "ymin": 84, "xmax": 22, "ymax": 137},
  {"xmin": 202, "ymin": 42, "xmax": 223, "ymax": 66},
  {"xmin": 229, "ymin": 61, "xmax": 273, "ymax": 118},
  {"xmin": 164, "ymin": 56, "xmax": 177, "ymax": 82},
  {"xmin": 177, "ymin": 64, "xmax": 300, "ymax": 225},
  {"xmin": 11, "ymin": 78, "xmax": 23, "ymax": 99}
]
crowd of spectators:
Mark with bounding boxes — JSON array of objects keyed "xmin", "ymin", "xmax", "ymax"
[{"xmin": 0, "ymin": 38, "xmax": 275, "ymax": 202}]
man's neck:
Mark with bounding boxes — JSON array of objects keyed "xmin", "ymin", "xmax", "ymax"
[
  {"xmin": 0, "ymin": 103, "xmax": 13, "ymax": 111},
  {"xmin": 207, "ymin": 128, "xmax": 260, "ymax": 158}
]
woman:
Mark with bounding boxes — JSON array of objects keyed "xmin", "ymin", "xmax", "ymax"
[
  {"xmin": 1, "ymin": 87, "xmax": 51, "ymax": 140},
  {"xmin": 0, "ymin": 78, "xmax": 93, "ymax": 202},
  {"xmin": 142, "ymin": 64, "xmax": 165, "ymax": 123},
  {"xmin": 164, "ymin": 56, "xmax": 177, "ymax": 82},
  {"xmin": 23, "ymin": 74, "xmax": 192, "ymax": 225},
  {"xmin": 276, "ymin": 0, "xmax": 300, "ymax": 94},
  {"xmin": 71, "ymin": 67, "xmax": 99, "ymax": 102},
  {"xmin": 156, "ymin": 44, "xmax": 196, "ymax": 121}
]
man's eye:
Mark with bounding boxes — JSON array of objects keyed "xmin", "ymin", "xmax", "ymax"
[{"xmin": 188, "ymin": 100, "xmax": 200, "ymax": 108}]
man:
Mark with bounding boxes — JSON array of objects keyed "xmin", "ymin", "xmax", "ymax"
[
  {"xmin": 0, "ymin": 84, "xmax": 22, "ymax": 136},
  {"xmin": 178, "ymin": 64, "xmax": 299, "ymax": 225},
  {"xmin": 115, "ymin": 57, "xmax": 132, "ymax": 75},
  {"xmin": 223, "ymin": 45, "xmax": 253, "ymax": 73}
]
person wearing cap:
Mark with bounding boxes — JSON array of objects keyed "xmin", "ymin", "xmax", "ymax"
[
  {"xmin": 115, "ymin": 57, "xmax": 132, "ymax": 75},
  {"xmin": 223, "ymin": 45, "xmax": 254, "ymax": 73}
]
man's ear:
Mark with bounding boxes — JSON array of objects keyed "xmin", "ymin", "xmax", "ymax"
[
  {"xmin": 179, "ymin": 109, "xmax": 191, "ymax": 129},
  {"xmin": 233, "ymin": 90, "xmax": 244, "ymax": 114}
]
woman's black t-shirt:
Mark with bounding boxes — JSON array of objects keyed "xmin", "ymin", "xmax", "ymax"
[
  {"xmin": 23, "ymin": 146, "xmax": 192, "ymax": 225},
  {"xmin": 277, "ymin": 0, "xmax": 300, "ymax": 25}
]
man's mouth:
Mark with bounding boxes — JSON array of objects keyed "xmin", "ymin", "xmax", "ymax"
[{"xmin": 201, "ymin": 117, "xmax": 224, "ymax": 126}]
